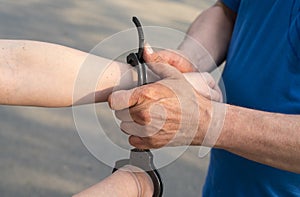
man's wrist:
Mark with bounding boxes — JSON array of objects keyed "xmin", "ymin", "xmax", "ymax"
[{"xmin": 195, "ymin": 98, "xmax": 227, "ymax": 157}]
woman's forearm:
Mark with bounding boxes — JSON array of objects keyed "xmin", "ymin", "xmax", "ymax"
[
  {"xmin": 0, "ymin": 40, "xmax": 149, "ymax": 107},
  {"xmin": 73, "ymin": 165, "xmax": 153, "ymax": 197}
]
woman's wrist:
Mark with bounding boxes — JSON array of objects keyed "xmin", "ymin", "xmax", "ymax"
[
  {"xmin": 121, "ymin": 165, "xmax": 154, "ymax": 197},
  {"xmin": 178, "ymin": 38, "xmax": 217, "ymax": 72}
]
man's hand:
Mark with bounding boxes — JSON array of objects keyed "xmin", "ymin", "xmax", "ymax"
[
  {"xmin": 143, "ymin": 43, "xmax": 197, "ymax": 73},
  {"xmin": 144, "ymin": 43, "xmax": 223, "ymax": 102},
  {"xmin": 108, "ymin": 61, "xmax": 213, "ymax": 149}
]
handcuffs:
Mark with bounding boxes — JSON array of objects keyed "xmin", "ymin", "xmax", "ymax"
[{"xmin": 112, "ymin": 17, "xmax": 163, "ymax": 197}]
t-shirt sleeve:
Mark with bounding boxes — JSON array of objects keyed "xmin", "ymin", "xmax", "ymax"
[{"xmin": 221, "ymin": 0, "xmax": 240, "ymax": 13}]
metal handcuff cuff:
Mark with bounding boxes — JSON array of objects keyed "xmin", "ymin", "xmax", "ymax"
[{"xmin": 112, "ymin": 17, "xmax": 163, "ymax": 197}]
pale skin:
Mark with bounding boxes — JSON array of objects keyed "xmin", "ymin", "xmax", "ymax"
[
  {"xmin": 108, "ymin": 1, "xmax": 300, "ymax": 174},
  {"xmin": 0, "ymin": 39, "xmax": 143, "ymax": 107},
  {"xmin": 73, "ymin": 165, "xmax": 154, "ymax": 197}
]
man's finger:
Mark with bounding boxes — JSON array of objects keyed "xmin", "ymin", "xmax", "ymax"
[
  {"xmin": 147, "ymin": 62, "xmax": 183, "ymax": 79},
  {"xmin": 120, "ymin": 110, "xmax": 164, "ymax": 137},
  {"xmin": 144, "ymin": 43, "xmax": 183, "ymax": 79},
  {"xmin": 120, "ymin": 121, "xmax": 159, "ymax": 137},
  {"xmin": 108, "ymin": 88, "xmax": 139, "ymax": 110},
  {"xmin": 120, "ymin": 121, "xmax": 145, "ymax": 136},
  {"xmin": 129, "ymin": 136, "xmax": 150, "ymax": 149},
  {"xmin": 115, "ymin": 108, "xmax": 134, "ymax": 122},
  {"xmin": 143, "ymin": 43, "xmax": 166, "ymax": 64}
]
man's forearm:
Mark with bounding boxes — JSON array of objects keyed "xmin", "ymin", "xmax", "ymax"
[
  {"xmin": 179, "ymin": 1, "xmax": 236, "ymax": 71},
  {"xmin": 0, "ymin": 40, "xmax": 144, "ymax": 107},
  {"xmin": 214, "ymin": 103, "xmax": 300, "ymax": 173}
]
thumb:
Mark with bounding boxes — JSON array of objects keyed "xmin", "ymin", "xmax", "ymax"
[
  {"xmin": 144, "ymin": 43, "xmax": 166, "ymax": 64},
  {"xmin": 108, "ymin": 88, "xmax": 139, "ymax": 110},
  {"xmin": 144, "ymin": 44, "xmax": 183, "ymax": 79}
]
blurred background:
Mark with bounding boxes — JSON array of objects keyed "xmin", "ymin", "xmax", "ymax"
[{"xmin": 0, "ymin": 0, "xmax": 215, "ymax": 196}]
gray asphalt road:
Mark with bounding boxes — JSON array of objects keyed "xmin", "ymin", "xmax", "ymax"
[{"xmin": 0, "ymin": 0, "xmax": 214, "ymax": 196}]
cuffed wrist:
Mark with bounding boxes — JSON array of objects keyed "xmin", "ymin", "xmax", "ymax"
[
  {"xmin": 178, "ymin": 37, "xmax": 217, "ymax": 72},
  {"xmin": 120, "ymin": 165, "xmax": 154, "ymax": 197}
]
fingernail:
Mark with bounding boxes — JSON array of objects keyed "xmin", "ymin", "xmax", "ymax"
[{"xmin": 145, "ymin": 43, "xmax": 153, "ymax": 54}]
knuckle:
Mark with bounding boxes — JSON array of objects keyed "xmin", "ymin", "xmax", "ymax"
[
  {"xmin": 147, "ymin": 137, "xmax": 157, "ymax": 147},
  {"xmin": 153, "ymin": 54, "xmax": 164, "ymax": 63},
  {"xmin": 139, "ymin": 85, "xmax": 162, "ymax": 101},
  {"xmin": 136, "ymin": 86, "xmax": 152, "ymax": 100},
  {"xmin": 138, "ymin": 110, "xmax": 151, "ymax": 123},
  {"xmin": 140, "ymin": 86, "xmax": 151, "ymax": 96}
]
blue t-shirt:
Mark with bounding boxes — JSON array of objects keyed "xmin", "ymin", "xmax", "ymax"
[{"xmin": 203, "ymin": 0, "xmax": 300, "ymax": 196}]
